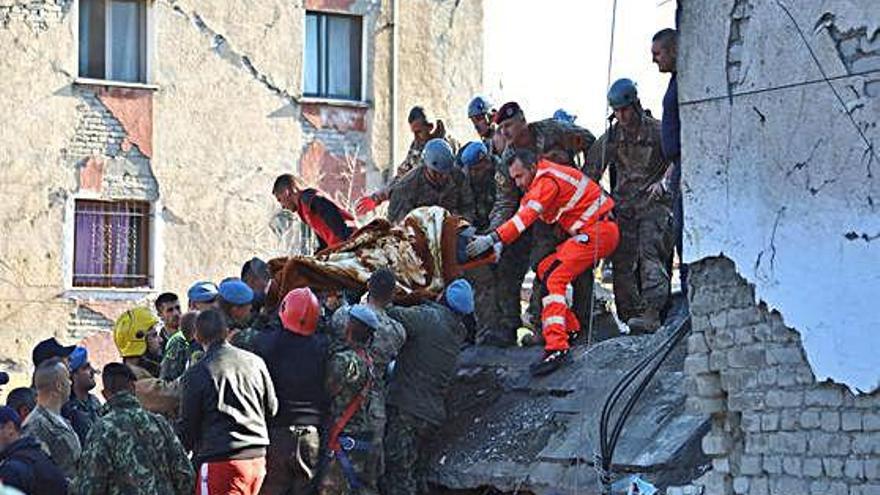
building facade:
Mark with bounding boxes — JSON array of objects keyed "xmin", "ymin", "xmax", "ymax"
[{"xmin": 0, "ymin": 0, "xmax": 483, "ymax": 375}]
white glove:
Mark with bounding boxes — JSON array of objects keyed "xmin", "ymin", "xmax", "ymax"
[
  {"xmin": 492, "ymin": 242, "xmax": 504, "ymax": 263},
  {"xmin": 466, "ymin": 234, "xmax": 496, "ymax": 259}
]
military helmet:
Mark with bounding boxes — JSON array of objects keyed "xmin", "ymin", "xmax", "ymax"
[
  {"xmin": 467, "ymin": 96, "xmax": 492, "ymax": 118},
  {"xmin": 608, "ymin": 78, "xmax": 639, "ymax": 110},
  {"xmin": 421, "ymin": 138, "xmax": 455, "ymax": 173}
]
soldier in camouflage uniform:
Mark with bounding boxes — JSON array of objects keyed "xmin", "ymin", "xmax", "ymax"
[
  {"xmin": 159, "ymin": 311, "xmax": 199, "ymax": 381},
  {"xmin": 356, "ymin": 106, "xmax": 458, "ymax": 217},
  {"xmin": 385, "ymin": 139, "xmax": 476, "ymax": 224},
  {"xmin": 382, "ymin": 280, "xmax": 473, "ymax": 495},
  {"xmin": 320, "ymin": 305, "xmax": 378, "ymax": 495},
  {"xmin": 458, "ymin": 141, "xmax": 518, "ymax": 346},
  {"xmin": 331, "ymin": 269, "xmax": 406, "ymax": 485},
  {"xmin": 492, "ymin": 102, "xmax": 598, "ymax": 339},
  {"xmin": 23, "ymin": 359, "xmax": 81, "ymax": 480},
  {"xmin": 587, "ymin": 79, "xmax": 674, "ymax": 333},
  {"xmin": 70, "ymin": 363, "xmax": 194, "ymax": 495}
]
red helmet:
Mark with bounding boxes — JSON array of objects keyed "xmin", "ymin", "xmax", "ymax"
[{"xmin": 278, "ymin": 288, "xmax": 320, "ymax": 336}]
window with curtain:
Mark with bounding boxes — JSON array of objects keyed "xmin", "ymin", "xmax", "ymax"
[
  {"xmin": 304, "ymin": 12, "xmax": 363, "ymax": 100},
  {"xmin": 79, "ymin": 0, "xmax": 148, "ymax": 83},
  {"xmin": 73, "ymin": 199, "xmax": 152, "ymax": 288}
]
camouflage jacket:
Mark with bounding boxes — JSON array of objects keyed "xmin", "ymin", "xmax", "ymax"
[
  {"xmin": 159, "ymin": 331, "xmax": 189, "ymax": 381},
  {"xmin": 467, "ymin": 163, "xmax": 498, "ymax": 233},
  {"xmin": 70, "ymin": 392, "xmax": 194, "ymax": 495},
  {"xmin": 490, "ymin": 119, "xmax": 596, "ymax": 228},
  {"xmin": 22, "ymin": 405, "xmax": 81, "ymax": 480},
  {"xmin": 326, "ymin": 346, "xmax": 374, "ymax": 437},
  {"xmin": 229, "ymin": 311, "xmax": 278, "ymax": 354},
  {"xmin": 387, "ymin": 166, "xmax": 476, "ymax": 224},
  {"xmin": 61, "ymin": 393, "xmax": 102, "ymax": 445},
  {"xmin": 586, "ymin": 115, "xmax": 672, "ymax": 215},
  {"xmin": 331, "ymin": 304, "xmax": 407, "ymax": 390}
]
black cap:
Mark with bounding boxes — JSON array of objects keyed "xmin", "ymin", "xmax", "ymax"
[
  {"xmin": 494, "ymin": 101, "xmax": 523, "ymax": 124},
  {"xmin": 32, "ymin": 338, "xmax": 76, "ymax": 367}
]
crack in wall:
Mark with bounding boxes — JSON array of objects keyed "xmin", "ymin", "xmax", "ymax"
[
  {"xmin": 726, "ymin": 0, "xmax": 753, "ymax": 101},
  {"xmin": 167, "ymin": 1, "xmax": 299, "ymax": 108},
  {"xmin": 754, "ymin": 206, "xmax": 785, "ymax": 280},
  {"xmin": 843, "ymin": 230, "xmax": 880, "ymax": 242}
]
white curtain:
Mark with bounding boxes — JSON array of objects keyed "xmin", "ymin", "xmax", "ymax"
[
  {"xmin": 326, "ymin": 16, "xmax": 353, "ymax": 98},
  {"xmin": 109, "ymin": 0, "xmax": 143, "ymax": 82}
]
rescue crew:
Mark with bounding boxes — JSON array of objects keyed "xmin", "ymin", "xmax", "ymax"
[
  {"xmin": 587, "ymin": 78, "xmax": 674, "ymax": 333},
  {"xmin": 273, "ymin": 173, "xmax": 355, "ymax": 251},
  {"xmin": 467, "ymin": 150, "xmax": 619, "ymax": 375}
]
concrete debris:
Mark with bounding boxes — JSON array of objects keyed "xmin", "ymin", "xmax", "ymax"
[{"xmin": 425, "ymin": 299, "xmax": 710, "ymax": 495}]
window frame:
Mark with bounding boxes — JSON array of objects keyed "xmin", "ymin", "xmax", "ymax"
[
  {"xmin": 63, "ymin": 194, "xmax": 164, "ymax": 298},
  {"xmin": 75, "ymin": 0, "xmax": 157, "ymax": 87},
  {"xmin": 302, "ymin": 10, "xmax": 366, "ymax": 102}
]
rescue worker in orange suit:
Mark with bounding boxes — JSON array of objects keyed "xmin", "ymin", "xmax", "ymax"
[
  {"xmin": 467, "ymin": 150, "xmax": 619, "ymax": 376},
  {"xmin": 273, "ymin": 173, "xmax": 355, "ymax": 251}
]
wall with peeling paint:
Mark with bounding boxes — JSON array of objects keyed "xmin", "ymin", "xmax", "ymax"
[
  {"xmin": 679, "ymin": 0, "xmax": 880, "ymax": 392},
  {"xmin": 0, "ymin": 0, "xmax": 482, "ymax": 377}
]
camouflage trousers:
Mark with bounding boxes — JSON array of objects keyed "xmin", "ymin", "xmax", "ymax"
[
  {"xmin": 527, "ymin": 223, "xmax": 595, "ymax": 333},
  {"xmin": 612, "ymin": 205, "xmax": 674, "ymax": 321},
  {"xmin": 380, "ymin": 407, "xmax": 439, "ymax": 495},
  {"xmin": 318, "ymin": 434, "xmax": 377, "ymax": 495},
  {"xmin": 262, "ymin": 425, "xmax": 320, "ymax": 495}
]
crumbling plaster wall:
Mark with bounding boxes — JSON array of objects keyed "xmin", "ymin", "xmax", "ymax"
[
  {"xmin": 0, "ymin": 0, "xmax": 482, "ymax": 375},
  {"xmin": 678, "ymin": 0, "xmax": 880, "ymax": 392},
  {"xmin": 680, "ymin": 257, "xmax": 880, "ymax": 495}
]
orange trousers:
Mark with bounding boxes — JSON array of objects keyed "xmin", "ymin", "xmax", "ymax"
[{"xmin": 536, "ymin": 220, "xmax": 619, "ymax": 351}]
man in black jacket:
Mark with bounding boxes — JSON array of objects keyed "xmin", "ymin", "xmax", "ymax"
[
  {"xmin": 0, "ymin": 406, "xmax": 68, "ymax": 494},
  {"xmin": 181, "ymin": 309, "xmax": 278, "ymax": 495},
  {"xmin": 255, "ymin": 288, "xmax": 329, "ymax": 495}
]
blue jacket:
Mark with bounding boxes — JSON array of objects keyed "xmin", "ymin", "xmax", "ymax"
[
  {"xmin": 661, "ymin": 73, "xmax": 681, "ymax": 161},
  {"xmin": 0, "ymin": 435, "xmax": 68, "ymax": 494}
]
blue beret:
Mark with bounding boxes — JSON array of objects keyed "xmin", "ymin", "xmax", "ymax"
[
  {"xmin": 460, "ymin": 141, "xmax": 489, "ymax": 168},
  {"xmin": 445, "ymin": 279, "xmax": 474, "ymax": 315},
  {"xmin": 68, "ymin": 347, "xmax": 89, "ymax": 372},
  {"xmin": 218, "ymin": 278, "xmax": 254, "ymax": 305},
  {"xmin": 349, "ymin": 304, "xmax": 380, "ymax": 331},
  {"xmin": 188, "ymin": 281, "xmax": 219, "ymax": 303}
]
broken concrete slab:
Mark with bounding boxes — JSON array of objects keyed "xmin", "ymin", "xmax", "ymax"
[{"xmin": 427, "ymin": 307, "xmax": 709, "ymax": 494}]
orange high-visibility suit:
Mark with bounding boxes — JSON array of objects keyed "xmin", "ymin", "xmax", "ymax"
[{"xmin": 495, "ymin": 160, "xmax": 619, "ymax": 351}]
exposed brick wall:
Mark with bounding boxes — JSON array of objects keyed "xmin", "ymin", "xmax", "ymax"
[
  {"xmin": 684, "ymin": 256, "xmax": 880, "ymax": 495},
  {"xmin": 0, "ymin": 0, "xmax": 70, "ymax": 31}
]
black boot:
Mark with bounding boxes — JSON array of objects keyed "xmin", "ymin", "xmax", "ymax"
[{"xmin": 530, "ymin": 349, "xmax": 569, "ymax": 376}]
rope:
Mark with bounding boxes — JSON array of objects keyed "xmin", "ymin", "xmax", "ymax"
[{"xmin": 578, "ymin": 2, "xmax": 618, "ymax": 494}]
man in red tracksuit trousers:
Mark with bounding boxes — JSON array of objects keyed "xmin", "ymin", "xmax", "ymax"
[{"xmin": 467, "ymin": 149, "xmax": 619, "ymax": 376}]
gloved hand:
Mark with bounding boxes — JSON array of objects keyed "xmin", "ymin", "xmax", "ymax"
[
  {"xmin": 466, "ymin": 234, "xmax": 496, "ymax": 259},
  {"xmin": 492, "ymin": 242, "xmax": 504, "ymax": 263},
  {"xmin": 356, "ymin": 195, "xmax": 378, "ymax": 215}
]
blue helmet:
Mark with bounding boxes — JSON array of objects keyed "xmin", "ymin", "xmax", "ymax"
[
  {"xmin": 608, "ymin": 78, "xmax": 639, "ymax": 110},
  {"xmin": 553, "ymin": 109, "xmax": 577, "ymax": 124},
  {"xmin": 459, "ymin": 141, "xmax": 489, "ymax": 168},
  {"xmin": 467, "ymin": 96, "xmax": 492, "ymax": 118},
  {"xmin": 422, "ymin": 138, "xmax": 455, "ymax": 173}
]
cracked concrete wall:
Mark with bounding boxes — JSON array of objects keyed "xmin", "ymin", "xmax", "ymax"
[
  {"xmin": 679, "ymin": 0, "xmax": 880, "ymax": 392},
  {"xmin": 0, "ymin": 0, "xmax": 482, "ymax": 377},
  {"xmin": 681, "ymin": 257, "xmax": 880, "ymax": 495}
]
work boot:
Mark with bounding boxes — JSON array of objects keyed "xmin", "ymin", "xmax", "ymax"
[
  {"xmin": 568, "ymin": 330, "xmax": 582, "ymax": 346},
  {"xmin": 626, "ymin": 309, "xmax": 662, "ymax": 335},
  {"xmin": 530, "ymin": 349, "xmax": 569, "ymax": 376}
]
